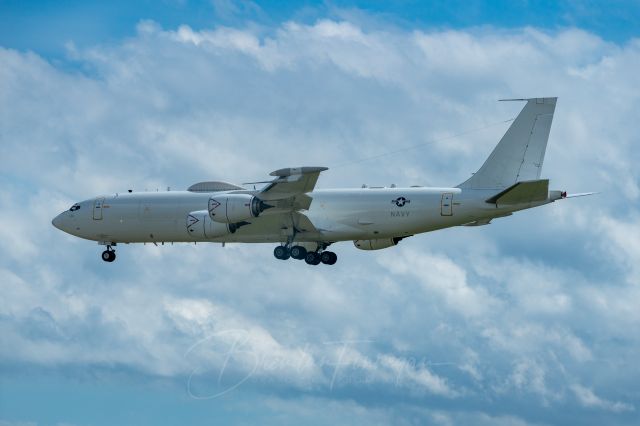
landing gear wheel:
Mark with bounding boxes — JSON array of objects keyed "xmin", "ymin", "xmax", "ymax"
[
  {"xmin": 305, "ymin": 252, "xmax": 321, "ymax": 265},
  {"xmin": 290, "ymin": 245, "xmax": 307, "ymax": 260},
  {"xmin": 101, "ymin": 249, "xmax": 116, "ymax": 262},
  {"xmin": 321, "ymin": 251, "xmax": 337, "ymax": 265},
  {"xmin": 274, "ymin": 246, "xmax": 290, "ymax": 260}
]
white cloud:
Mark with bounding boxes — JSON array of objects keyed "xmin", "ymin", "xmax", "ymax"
[
  {"xmin": 378, "ymin": 249, "xmax": 498, "ymax": 317},
  {"xmin": 378, "ymin": 354, "xmax": 457, "ymax": 397},
  {"xmin": 596, "ymin": 213, "xmax": 640, "ymax": 284},
  {"xmin": 571, "ymin": 384, "xmax": 635, "ymax": 413},
  {"xmin": 166, "ymin": 296, "xmax": 320, "ymax": 386}
]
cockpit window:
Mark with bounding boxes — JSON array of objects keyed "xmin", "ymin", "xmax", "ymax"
[{"xmin": 69, "ymin": 204, "xmax": 81, "ymax": 212}]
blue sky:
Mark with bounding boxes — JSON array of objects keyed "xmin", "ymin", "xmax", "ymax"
[
  {"xmin": 1, "ymin": 1, "xmax": 639, "ymax": 425},
  {"xmin": 2, "ymin": 0, "xmax": 639, "ymax": 57}
]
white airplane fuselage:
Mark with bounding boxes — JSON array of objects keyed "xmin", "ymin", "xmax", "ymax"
[
  {"xmin": 53, "ymin": 97, "xmax": 586, "ymax": 264},
  {"xmin": 52, "ymin": 187, "xmax": 558, "ymax": 244}
]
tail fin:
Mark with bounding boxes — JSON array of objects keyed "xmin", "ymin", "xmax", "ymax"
[{"xmin": 458, "ymin": 97, "xmax": 557, "ymax": 189}]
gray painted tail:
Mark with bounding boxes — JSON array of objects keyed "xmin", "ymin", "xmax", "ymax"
[{"xmin": 458, "ymin": 97, "xmax": 557, "ymax": 189}]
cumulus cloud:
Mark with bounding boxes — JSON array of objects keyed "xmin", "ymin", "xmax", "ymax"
[
  {"xmin": 378, "ymin": 250, "xmax": 499, "ymax": 317},
  {"xmin": 1, "ymin": 15, "xmax": 639, "ymax": 424},
  {"xmin": 571, "ymin": 384, "xmax": 635, "ymax": 413}
]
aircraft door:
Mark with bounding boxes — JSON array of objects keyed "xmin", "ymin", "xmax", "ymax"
[
  {"xmin": 93, "ymin": 197, "xmax": 105, "ymax": 220},
  {"xmin": 441, "ymin": 193, "xmax": 453, "ymax": 216}
]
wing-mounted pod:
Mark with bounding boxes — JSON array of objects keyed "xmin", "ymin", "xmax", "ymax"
[
  {"xmin": 208, "ymin": 194, "xmax": 271, "ymax": 224},
  {"xmin": 186, "ymin": 210, "xmax": 249, "ymax": 239}
]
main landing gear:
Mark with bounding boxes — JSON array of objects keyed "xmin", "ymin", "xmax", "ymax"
[
  {"xmin": 273, "ymin": 244, "xmax": 337, "ymax": 265},
  {"xmin": 101, "ymin": 244, "xmax": 116, "ymax": 262}
]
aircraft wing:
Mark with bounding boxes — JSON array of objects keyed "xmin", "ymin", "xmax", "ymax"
[
  {"xmin": 289, "ymin": 211, "xmax": 320, "ymax": 234},
  {"xmin": 257, "ymin": 166, "xmax": 328, "ymax": 210}
]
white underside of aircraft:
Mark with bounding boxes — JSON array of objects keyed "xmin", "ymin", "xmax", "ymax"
[{"xmin": 52, "ymin": 97, "xmax": 593, "ymax": 265}]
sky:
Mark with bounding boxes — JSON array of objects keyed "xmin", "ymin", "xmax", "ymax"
[{"xmin": 1, "ymin": 0, "xmax": 639, "ymax": 425}]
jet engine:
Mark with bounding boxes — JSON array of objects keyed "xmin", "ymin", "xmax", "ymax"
[
  {"xmin": 208, "ymin": 194, "xmax": 269, "ymax": 223},
  {"xmin": 186, "ymin": 210, "xmax": 247, "ymax": 239},
  {"xmin": 353, "ymin": 237, "xmax": 403, "ymax": 250}
]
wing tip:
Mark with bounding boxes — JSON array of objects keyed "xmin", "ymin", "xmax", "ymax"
[{"xmin": 269, "ymin": 166, "xmax": 329, "ymax": 177}]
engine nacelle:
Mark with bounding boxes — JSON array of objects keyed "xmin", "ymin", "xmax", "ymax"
[
  {"xmin": 208, "ymin": 194, "xmax": 267, "ymax": 223},
  {"xmin": 353, "ymin": 237, "xmax": 402, "ymax": 250},
  {"xmin": 186, "ymin": 210, "xmax": 237, "ymax": 239}
]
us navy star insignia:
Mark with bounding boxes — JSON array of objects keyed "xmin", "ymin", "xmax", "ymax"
[{"xmin": 392, "ymin": 197, "xmax": 410, "ymax": 207}]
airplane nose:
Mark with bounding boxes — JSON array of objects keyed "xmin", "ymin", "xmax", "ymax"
[{"xmin": 52, "ymin": 213, "xmax": 64, "ymax": 230}]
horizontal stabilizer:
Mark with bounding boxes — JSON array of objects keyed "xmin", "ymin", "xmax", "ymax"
[{"xmin": 486, "ymin": 179, "xmax": 548, "ymax": 205}]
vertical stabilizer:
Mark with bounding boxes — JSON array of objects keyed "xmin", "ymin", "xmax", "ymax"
[{"xmin": 458, "ymin": 97, "xmax": 557, "ymax": 189}]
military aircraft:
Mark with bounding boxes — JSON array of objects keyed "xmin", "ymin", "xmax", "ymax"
[{"xmin": 52, "ymin": 97, "xmax": 593, "ymax": 265}]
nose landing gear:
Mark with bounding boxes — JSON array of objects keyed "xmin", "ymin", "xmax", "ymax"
[{"xmin": 101, "ymin": 244, "xmax": 116, "ymax": 262}]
